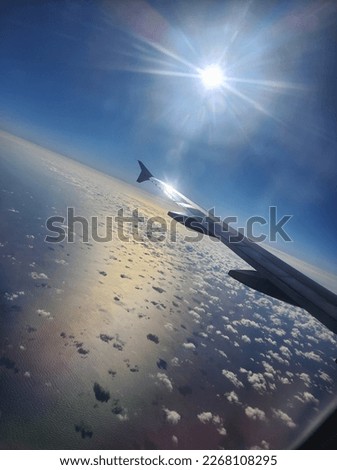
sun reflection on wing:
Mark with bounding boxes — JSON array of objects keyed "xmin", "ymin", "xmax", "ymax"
[{"xmin": 163, "ymin": 182, "xmax": 178, "ymax": 200}]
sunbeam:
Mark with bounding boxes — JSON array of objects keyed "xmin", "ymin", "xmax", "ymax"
[{"xmin": 199, "ymin": 64, "xmax": 225, "ymax": 90}]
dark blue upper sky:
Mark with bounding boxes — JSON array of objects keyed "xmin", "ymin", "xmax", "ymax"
[{"xmin": 1, "ymin": 0, "xmax": 336, "ymax": 272}]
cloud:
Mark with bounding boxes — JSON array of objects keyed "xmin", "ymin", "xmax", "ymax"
[
  {"xmin": 237, "ymin": 318, "xmax": 260, "ymax": 329},
  {"xmin": 4, "ymin": 291, "xmax": 25, "ymax": 301},
  {"xmin": 163, "ymin": 408, "xmax": 181, "ymax": 425},
  {"xmin": 30, "ymin": 272, "xmax": 49, "ymax": 280},
  {"xmin": 37, "ymin": 309, "xmax": 52, "ymax": 318},
  {"xmin": 245, "ymin": 406, "xmax": 266, "ymax": 422},
  {"xmin": 54, "ymin": 259, "xmax": 68, "ymax": 265},
  {"xmin": 272, "ymin": 409, "xmax": 296, "ymax": 428},
  {"xmin": 279, "ymin": 345, "xmax": 292, "ymax": 359},
  {"xmin": 157, "ymin": 373, "xmax": 173, "ymax": 392},
  {"xmin": 318, "ymin": 371, "xmax": 332, "ymax": 384},
  {"xmin": 189, "ymin": 310, "xmax": 201, "ymax": 321},
  {"xmin": 246, "ymin": 372, "xmax": 268, "ymax": 394},
  {"xmin": 295, "ymin": 392, "xmax": 319, "ymax": 405},
  {"xmin": 255, "ymin": 337, "xmax": 264, "ymax": 344},
  {"xmin": 217, "ymin": 427, "xmax": 227, "ymax": 436},
  {"xmin": 279, "ymin": 377, "xmax": 291, "ymax": 385},
  {"xmin": 262, "ymin": 361, "xmax": 276, "ymax": 375},
  {"xmin": 225, "ymin": 391, "xmax": 240, "ymax": 404},
  {"xmin": 241, "ymin": 335, "xmax": 251, "ymax": 343},
  {"xmin": 216, "ymin": 349, "xmax": 227, "ymax": 358},
  {"xmin": 261, "ymin": 440, "xmax": 270, "ymax": 449},
  {"xmin": 117, "ymin": 410, "xmax": 129, "ymax": 421},
  {"xmin": 194, "ymin": 306, "xmax": 206, "ymax": 315},
  {"xmin": 171, "ymin": 357, "xmax": 180, "ymax": 367},
  {"xmin": 222, "ymin": 369, "xmax": 244, "ymax": 388},
  {"xmin": 225, "ymin": 325, "xmax": 238, "ymax": 334},
  {"xmin": 197, "ymin": 412, "xmax": 226, "ymax": 436},
  {"xmin": 251, "ymin": 440, "xmax": 270, "ymax": 450},
  {"xmin": 316, "ymin": 330, "xmax": 336, "ymax": 345},
  {"xmin": 267, "ymin": 350, "xmax": 290, "ymax": 366},
  {"xmin": 298, "ymin": 372, "xmax": 311, "ymax": 387},
  {"xmin": 197, "ymin": 412, "xmax": 213, "ymax": 424},
  {"xmin": 295, "ymin": 349, "xmax": 322, "ymax": 363},
  {"xmin": 183, "ymin": 342, "xmax": 196, "ymax": 350}
]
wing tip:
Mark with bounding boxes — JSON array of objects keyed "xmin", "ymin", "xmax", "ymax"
[{"xmin": 137, "ymin": 160, "xmax": 153, "ymax": 183}]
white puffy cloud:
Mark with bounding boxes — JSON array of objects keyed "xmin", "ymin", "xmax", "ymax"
[
  {"xmin": 262, "ymin": 361, "xmax": 276, "ymax": 375},
  {"xmin": 194, "ymin": 306, "xmax": 206, "ymax": 315},
  {"xmin": 266, "ymin": 337, "xmax": 277, "ymax": 346},
  {"xmin": 189, "ymin": 309, "xmax": 201, "ymax": 320},
  {"xmin": 197, "ymin": 411, "xmax": 226, "ymax": 436},
  {"xmin": 217, "ymin": 427, "xmax": 227, "ymax": 436},
  {"xmin": 307, "ymin": 335, "xmax": 319, "ymax": 344},
  {"xmin": 272, "ymin": 409, "xmax": 296, "ymax": 428},
  {"xmin": 171, "ymin": 357, "xmax": 180, "ymax": 367},
  {"xmin": 225, "ymin": 391, "xmax": 240, "ymax": 404},
  {"xmin": 216, "ymin": 349, "xmax": 227, "ymax": 358},
  {"xmin": 183, "ymin": 342, "xmax": 196, "ymax": 350},
  {"xmin": 222, "ymin": 370, "xmax": 244, "ymax": 388},
  {"xmin": 295, "ymin": 392, "xmax": 319, "ymax": 405},
  {"xmin": 157, "ymin": 373, "xmax": 173, "ymax": 392},
  {"xmin": 255, "ymin": 338, "xmax": 264, "ymax": 344},
  {"xmin": 295, "ymin": 350, "xmax": 322, "ymax": 363},
  {"xmin": 225, "ymin": 325, "xmax": 238, "ymax": 334},
  {"xmin": 37, "ymin": 309, "xmax": 52, "ymax": 318},
  {"xmin": 30, "ymin": 272, "xmax": 49, "ymax": 280},
  {"xmin": 238, "ymin": 318, "xmax": 260, "ymax": 329},
  {"xmin": 261, "ymin": 440, "xmax": 270, "ymax": 449},
  {"xmin": 267, "ymin": 350, "xmax": 290, "ymax": 366},
  {"xmin": 117, "ymin": 410, "xmax": 129, "ymax": 422},
  {"xmin": 241, "ymin": 335, "xmax": 251, "ymax": 344},
  {"xmin": 318, "ymin": 371, "xmax": 332, "ymax": 384},
  {"xmin": 163, "ymin": 408, "xmax": 181, "ymax": 425},
  {"xmin": 245, "ymin": 406, "xmax": 266, "ymax": 421},
  {"xmin": 246, "ymin": 372, "xmax": 268, "ymax": 394},
  {"xmin": 4, "ymin": 291, "xmax": 25, "ymax": 301},
  {"xmin": 291, "ymin": 328, "xmax": 302, "ymax": 339},
  {"xmin": 279, "ymin": 377, "xmax": 291, "ymax": 385},
  {"xmin": 251, "ymin": 440, "xmax": 270, "ymax": 450},
  {"xmin": 197, "ymin": 412, "xmax": 213, "ymax": 424},
  {"xmin": 279, "ymin": 345, "xmax": 292, "ymax": 359},
  {"xmin": 298, "ymin": 372, "xmax": 311, "ymax": 387},
  {"xmin": 317, "ymin": 330, "xmax": 336, "ymax": 345}
]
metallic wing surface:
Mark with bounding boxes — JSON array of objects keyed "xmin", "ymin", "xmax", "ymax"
[{"xmin": 137, "ymin": 161, "xmax": 337, "ymax": 335}]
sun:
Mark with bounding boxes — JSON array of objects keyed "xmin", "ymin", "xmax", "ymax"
[{"xmin": 199, "ymin": 64, "xmax": 225, "ymax": 90}]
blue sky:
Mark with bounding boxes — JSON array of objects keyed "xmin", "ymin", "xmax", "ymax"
[{"xmin": 1, "ymin": 0, "xmax": 336, "ymax": 272}]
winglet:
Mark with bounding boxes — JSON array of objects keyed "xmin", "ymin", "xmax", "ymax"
[{"xmin": 137, "ymin": 160, "xmax": 153, "ymax": 183}]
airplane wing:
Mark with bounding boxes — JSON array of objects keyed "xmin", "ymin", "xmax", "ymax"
[{"xmin": 136, "ymin": 161, "xmax": 337, "ymax": 336}]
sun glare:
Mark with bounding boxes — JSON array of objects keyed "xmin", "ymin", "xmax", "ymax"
[
  {"xmin": 199, "ymin": 64, "xmax": 225, "ymax": 90},
  {"xmin": 163, "ymin": 183, "xmax": 177, "ymax": 199}
]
